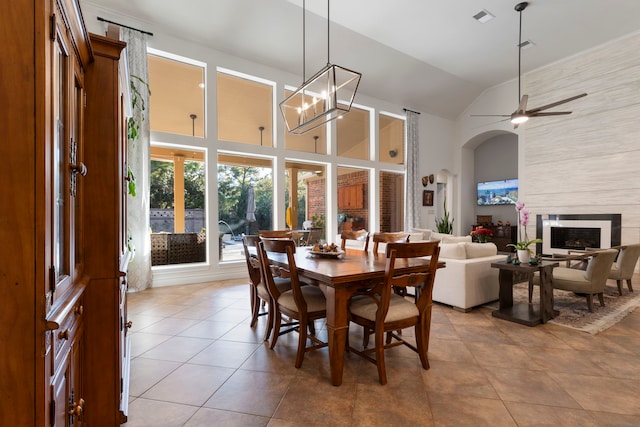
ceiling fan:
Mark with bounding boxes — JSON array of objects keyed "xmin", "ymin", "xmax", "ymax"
[{"xmin": 473, "ymin": 2, "xmax": 587, "ymax": 128}]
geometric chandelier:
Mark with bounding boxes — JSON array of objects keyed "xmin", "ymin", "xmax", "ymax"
[{"xmin": 280, "ymin": 0, "xmax": 361, "ymax": 134}]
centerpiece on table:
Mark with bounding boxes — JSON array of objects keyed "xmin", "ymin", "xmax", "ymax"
[
  {"xmin": 470, "ymin": 226, "xmax": 493, "ymax": 243},
  {"xmin": 506, "ymin": 201, "xmax": 542, "ymax": 264}
]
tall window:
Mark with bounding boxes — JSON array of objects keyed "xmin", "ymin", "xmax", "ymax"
[
  {"xmin": 217, "ymin": 153, "xmax": 273, "ymax": 261},
  {"xmin": 149, "ymin": 145, "xmax": 207, "ymax": 266},
  {"xmin": 379, "ymin": 171, "xmax": 405, "ymax": 232},
  {"xmin": 285, "ymin": 161, "xmax": 327, "ymax": 242},
  {"xmin": 337, "ymin": 167, "xmax": 370, "ymax": 235},
  {"xmin": 379, "ymin": 113, "xmax": 405, "ymax": 164},
  {"xmin": 147, "ymin": 52, "xmax": 205, "ymax": 137},
  {"xmin": 217, "ymin": 69, "xmax": 274, "ymax": 146},
  {"xmin": 337, "ymin": 106, "xmax": 371, "ymax": 160}
]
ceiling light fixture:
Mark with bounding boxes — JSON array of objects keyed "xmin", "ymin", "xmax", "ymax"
[
  {"xmin": 279, "ymin": 0, "xmax": 361, "ymax": 134},
  {"xmin": 473, "ymin": 9, "xmax": 495, "ymax": 24}
]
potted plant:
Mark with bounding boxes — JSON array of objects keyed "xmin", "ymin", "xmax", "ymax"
[
  {"xmin": 435, "ymin": 197, "xmax": 454, "ymax": 234},
  {"xmin": 506, "ymin": 201, "xmax": 542, "ymax": 263}
]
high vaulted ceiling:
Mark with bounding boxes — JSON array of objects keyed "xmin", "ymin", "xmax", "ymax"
[{"xmin": 84, "ymin": 0, "xmax": 640, "ymax": 119}]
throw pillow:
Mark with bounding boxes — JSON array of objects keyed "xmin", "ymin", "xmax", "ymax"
[
  {"xmin": 438, "ymin": 242, "xmax": 467, "ymax": 260},
  {"xmin": 465, "ymin": 242, "xmax": 498, "ymax": 258},
  {"xmin": 441, "ymin": 235, "xmax": 472, "ymax": 243},
  {"xmin": 410, "ymin": 228, "xmax": 433, "ymax": 241}
]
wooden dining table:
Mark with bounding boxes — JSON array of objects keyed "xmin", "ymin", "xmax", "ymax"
[{"xmin": 269, "ymin": 246, "xmax": 445, "ymax": 386}]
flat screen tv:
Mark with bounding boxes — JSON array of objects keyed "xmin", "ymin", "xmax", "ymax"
[{"xmin": 477, "ymin": 179, "xmax": 518, "ymax": 205}]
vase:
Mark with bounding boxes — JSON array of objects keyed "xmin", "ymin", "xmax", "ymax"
[{"xmin": 517, "ymin": 249, "xmax": 531, "ymax": 264}]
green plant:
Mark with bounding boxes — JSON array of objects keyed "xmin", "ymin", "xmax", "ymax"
[
  {"xmin": 506, "ymin": 201, "xmax": 542, "ymax": 253},
  {"xmin": 127, "ymin": 75, "xmax": 150, "ymax": 142},
  {"xmin": 311, "ymin": 214, "xmax": 325, "ymax": 229},
  {"xmin": 126, "ymin": 166, "xmax": 136, "ymax": 197},
  {"xmin": 435, "ymin": 197, "xmax": 454, "ymax": 234}
]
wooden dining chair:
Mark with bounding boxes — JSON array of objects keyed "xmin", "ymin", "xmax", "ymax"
[
  {"xmin": 372, "ymin": 231, "xmax": 410, "ymax": 253},
  {"xmin": 257, "ymin": 238, "xmax": 328, "ymax": 368},
  {"xmin": 242, "ymin": 235, "xmax": 292, "ymax": 341},
  {"xmin": 340, "ymin": 229, "xmax": 370, "ymax": 252},
  {"xmin": 348, "ymin": 241, "xmax": 441, "ymax": 384},
  {"xmin": 258, "ymin": 229, "xmax": 293, "ymax": 238}
]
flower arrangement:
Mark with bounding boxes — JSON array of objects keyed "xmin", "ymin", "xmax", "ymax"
[
  {"xmin": 507, "ymin": 201, "xmax": 542, "ymax": 253},
  {"xmin": 470, "ymin": 227, "xmax": 493, "ymax": 243}
]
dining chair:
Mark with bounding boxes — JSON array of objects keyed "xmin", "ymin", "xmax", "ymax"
[
  {"xmin": 348, "ymin": 241, "xmax": 441, "ymax": 384},
  {"xmin": 372, "ymin": 231, "xmax": 410, "ymax": 253},
  {"xmin": 257, "ymin": 238, "xmax": 328, "ymax": 368},
  {"xmin": 242, "ymin": 235, "xmax": 292, "ymax": 341},
  {"xmin": 340, "ymin": 229, "xmax": 370, "ymax": 252},
  {"xmin": 302, "ymin": 227, "xmax": 324, "ymax": 247},
  {"xmin": 258, "ymin": 229, "xmax": 293, "ymax": 238},
  {"xmin": 533, "ymin": 249, "xmax": 618, "ymax": 312},
  {"xmin": 608, "ymin": 243, "xmax": 640, "ymax": 295}
]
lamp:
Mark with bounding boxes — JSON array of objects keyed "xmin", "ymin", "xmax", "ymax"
[{"xmin": 280, "ymin": 0, "xmax": 361, "ymax": 134}]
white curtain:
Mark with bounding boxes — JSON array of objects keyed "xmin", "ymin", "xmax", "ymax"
[
  {"xmin": 405, "ymin": 110, "xmax": 420, "ymax": 230},
  {"xmin": 122, "ymin": 29, "xmax": 152, "ymax": 292}
]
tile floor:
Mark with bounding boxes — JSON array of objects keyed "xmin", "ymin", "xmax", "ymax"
[{"xmin": 125, "ymin": 278, "xmax": 640, "ymax": 426}]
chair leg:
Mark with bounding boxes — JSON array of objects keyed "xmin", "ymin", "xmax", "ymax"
[
  {"xmin": 270, "ymin": 311, "xmax": 282, "ymax": 349},
  {"xmin": 249, "ymin": 287, "xmax": 260, "ymax": 327},
  {"xmin": 295, "ymin": 316, "xmax": 308, "ymax": 369},
  {"xmin": 374, "ymin": 326, "xmax": 387, "ymax": 385},
  {"xmin": 308, "ymin": 319, "xmax": 316, "ymax": 336},
  {"xmin": 616, "ymin": 280, "xmax": 624, "ymax": 296},
  {"xmin": 263, "ymin": 300, "xmax": 274, "ymax": 342},
  {"xmin": 627, "ymin": 279, "xmax": 634, "ymax": 293},
  {"xmin": 598, "ymin": 292, "xmax": 605, "ymax": 307},
  {"xmin": 362, "ymin": 326, "xmax": 371, "ymax": 348},
  {"xmin": 415, "ymin": 310, "xmax": 432, "ymax": 370},
  {"xmin": 586, "ymin": 294, "xmax": 594, "ymax": 312}
]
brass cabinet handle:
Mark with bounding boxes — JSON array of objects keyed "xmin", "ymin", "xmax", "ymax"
[
  {"xmin": 125, "ymin": 321, "xmax": 133, "ymax": 329},
  {"xmin": 75, "ymin": 305, "xmax": 84, "ymax": 315},
  {"xmin": 70, "ymin": 162, "xmax": 87, "ymax": 176},
  {"xmin": 58, "ymin": 329, "xmax": 69, "ymax": 340},
  {"xmin": 68, "ymin": 398, "xmax": 85, "ymax": 417}
]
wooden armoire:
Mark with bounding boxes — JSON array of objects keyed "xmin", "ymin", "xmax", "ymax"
[{"xmin": 0, "ymin": 0, "xmax": 131, "ymax": 425}]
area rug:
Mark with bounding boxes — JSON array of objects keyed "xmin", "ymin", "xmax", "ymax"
[{"xmin": 483, "ymin": 281, "xmax": 640, "ymax": 334}]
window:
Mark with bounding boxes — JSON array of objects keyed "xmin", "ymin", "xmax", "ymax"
[
  {"xmin": 217, "ymin": 70, "xmax": 274, "ymax": 146},
  {"xmin": 285, "ymin": 161, "xmax": 327, "ymax": 242},
  {"xmin": 217, "ymin": 153, "xmax": 273, "ymax": 261},
  {"xmin": 379, "ymin": 113, "xmax": 405, "ymax": 164},
  {"xmin": 149, "ymin": 145, "xmax": 207, "ymax": 266},
  {"xmin": 379, "ymin": 171, "xmax": 405, "ymax": 232},
  {"xmin": 148, "ymin": 53, "xmax": 205, "ymax": 137},
  {"xmin": 337, "ymin": 106, "xmax": 370, "ymax": 160},
  {"xmin": 337, "ymin": 167, "xmax": 370, "ymax": 235}
]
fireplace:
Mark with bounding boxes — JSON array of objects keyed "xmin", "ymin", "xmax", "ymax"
[{"xmin": 536, "ymin": 214, "xmax": 621, "ymax": 255}]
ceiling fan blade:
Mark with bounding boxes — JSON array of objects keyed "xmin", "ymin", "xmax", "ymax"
[
  {"xmin": 529, "ymin": 111, "xmax": 572, "ymax": 117},
  {"xmin": 470, "ymin": 114, "xmax": 511, "ymax": 117},
  {"xmin": 527, "ymin": 93, "xmax": 587, "ymax": 114},
  {"xmin": 516, "ymin": 94, "xmax": 528, "ymax": 113}
]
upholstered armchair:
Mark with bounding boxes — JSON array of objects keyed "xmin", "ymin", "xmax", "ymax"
[
  {"xmin": 533, "ymin": 249, "xmax": 618, "ymax": 312},
  {"xmin": 608, "ymin": 244, "xmax": 640, "ymax": 295}
]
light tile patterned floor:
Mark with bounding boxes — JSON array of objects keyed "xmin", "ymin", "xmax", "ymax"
[{"xmin": 125, "ymin": 278, "xmax": 640, "ymax": 426}]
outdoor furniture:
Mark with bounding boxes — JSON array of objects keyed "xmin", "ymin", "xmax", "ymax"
[
  {"xmin": 151, "ymin": 232, "xmax": 206, "ymax": 265},
  {"xmin": 347, "ymin": 241, "xmax": 441, "ymax": 384}
]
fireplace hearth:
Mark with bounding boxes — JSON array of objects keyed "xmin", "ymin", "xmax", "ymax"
[{"xmin": 536, "ymin": 214, "xmax": 621, "ymax": 255}]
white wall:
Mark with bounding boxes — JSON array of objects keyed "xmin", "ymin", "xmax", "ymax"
[{"xmin": 457, "ymin": 32, "xmax": 640, "ymax": 248}]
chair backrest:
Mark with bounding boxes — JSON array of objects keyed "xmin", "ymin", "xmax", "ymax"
[
  {"xmin": 258, "ymin": 229, "xmax": 293, "ymax": 239},
  {"xmin": 257, "ymin": 238, "xmax": 307, "ymax": 311},
  {"xmin": 377, "ymin": 241, "xmax": 441, "ymax": 321},
  {"xmin": 372, "ymin": 232, "xmax": 410, "ymax": 253},
  {"xmin": 304, "ymin": 227, "xmax": 324, "ymax": 246},
  {"xmin": 242, "ymin": 235, "xmax": 262, "ymax": 287},
  {"xmin": 584, "ymin": 249, "xmax": 619, "ymax": 286},
  {"xmin": 613, "ymin": 243, "xmax": 640, "ymax": 278},
  {"xmin": 340, "ymin": 229, "xmax": 370, "ymax": 251}
]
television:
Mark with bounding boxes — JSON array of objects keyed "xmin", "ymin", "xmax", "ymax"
[{"xmin": 477, "ymin": 179, "xmax": 518, "ymax": 205}]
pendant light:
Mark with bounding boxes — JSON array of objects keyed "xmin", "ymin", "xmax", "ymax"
[{"xmin": 280, "ymin": 0, "xmax": 361, "ymax": 134}]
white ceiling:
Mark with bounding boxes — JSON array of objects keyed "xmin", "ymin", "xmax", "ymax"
[{"xmin": 84, "ymin": 0, "xmax": 640, "ymax": 119}]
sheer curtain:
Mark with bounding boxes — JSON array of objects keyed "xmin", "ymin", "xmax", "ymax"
[
  {"xmin": 122, "ymin": 29, "xmax": 151, "ymax": 291},
  {"xmin": 405, "ymin": 110, "xmax": 420, "ymax": 230}
]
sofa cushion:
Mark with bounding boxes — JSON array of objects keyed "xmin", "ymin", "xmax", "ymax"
[
  {"xmin": 439, "ymin": 242, "xmax": 467, "ymax": 259},
  {"xmin": 465, "ymin": 242, "xmax": 498, "ymax": 258},
  {"xmin": 442, "ymin": 235, "xmax": 472, "ymax": 243},
  {"xmin": 410, "ymin": 228, "xmax": 433, "ymax": 241}
]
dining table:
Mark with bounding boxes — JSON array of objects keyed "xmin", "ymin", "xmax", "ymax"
[{"xmin": 268, "ymin": 246, "xmax": 445, "ymax": 386}]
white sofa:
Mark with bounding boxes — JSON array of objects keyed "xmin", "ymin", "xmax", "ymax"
[{"xmin": 432, "ymin": 241, "xmax": 507, "ymax": 311}]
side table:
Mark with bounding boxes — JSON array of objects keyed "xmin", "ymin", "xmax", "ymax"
[{"xmin": 490, "ymin": 260, "xmax": 559, "ymax": 326}]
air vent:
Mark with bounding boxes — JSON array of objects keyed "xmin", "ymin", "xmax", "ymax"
[{"xmin": 473, "ymin": 9, "xmax": 495, "ymax": 23}]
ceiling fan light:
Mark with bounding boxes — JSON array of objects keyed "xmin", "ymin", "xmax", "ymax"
[{"xmin": 511, "ymin": 114, "xmax": 529, "ymax": 124}]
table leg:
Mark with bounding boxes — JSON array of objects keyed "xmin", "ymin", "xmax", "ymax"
[
  {"xmin": 539, "ymin": 265, "xmax": 556, "ymax": 323},
  {"xmin": 498, "ymin": 269, "xmax": 515, "ymax": 309},
  {"xmin": 319, "ymin": 284, "xmax": 349, "ymax": 386}
]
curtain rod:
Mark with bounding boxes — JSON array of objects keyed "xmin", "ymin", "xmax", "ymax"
[
  {"xmin": 403, "ymin": 108, "xmax": 421, "ymax": 115},
  {"xmin": 97, "ymin": 17, "xmax": 154, "ymax": 36}
]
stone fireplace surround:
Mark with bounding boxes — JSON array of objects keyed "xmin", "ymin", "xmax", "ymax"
[{"xmin": 536, "ymin": 214, "xmax": 621, "ymax": 256}]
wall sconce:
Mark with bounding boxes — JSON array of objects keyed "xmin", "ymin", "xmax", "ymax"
[{"xmin": 421, "ymin": 174, "xmax": 434, "ymax": 187}]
